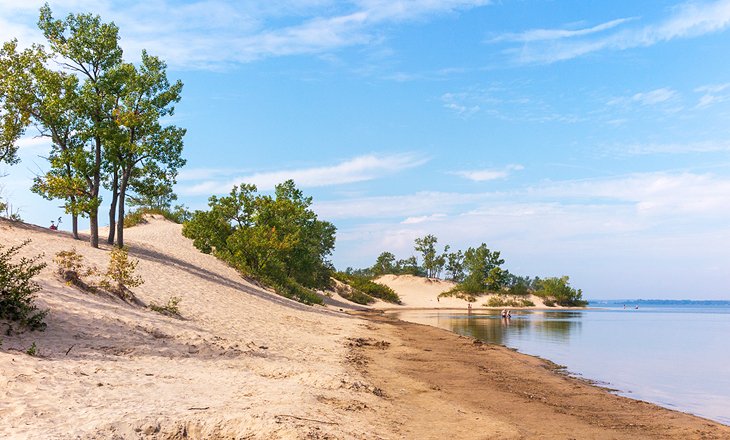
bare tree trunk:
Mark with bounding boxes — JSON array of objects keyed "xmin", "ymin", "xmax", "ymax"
[
  {"xmin": 89, "ymin": 137, "xmax": 102, "ymax": 248},
  {"xmin": 107, "ymin": 170, "xmax": 118, "ymax": 244}
]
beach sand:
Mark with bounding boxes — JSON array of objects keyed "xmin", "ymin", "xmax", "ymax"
[{"xmin": 1, "ymin": 216, "xmax": 728, "ymax": 439}]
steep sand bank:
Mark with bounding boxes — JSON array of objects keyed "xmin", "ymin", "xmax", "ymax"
[{"xmin": 2, "ymin": 217, "xmax": 727, "ymax": 439}]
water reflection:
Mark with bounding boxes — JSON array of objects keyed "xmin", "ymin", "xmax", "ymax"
[{"xmin": 395, "ymin": 310, "xmax": 581, "ymax": 346}]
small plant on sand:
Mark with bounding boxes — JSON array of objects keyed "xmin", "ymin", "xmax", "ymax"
[
  {"xmin": 100, "ymin": 247, "xmax": 143, "ymax": 300},
  {"xmin": 149, "ymin": 296, "xmax": 182, "ymax": 318},
  {"xmin": 54, "ymin": 249, "xmax": 98, "ymax": 291},
  {"xmin": 486, "ymin": 295, "xmax": 535, "ymax": 308},
  {"xmin": 0, "ymin": 240, "xmax": 47, "ymax": 332},
  {"xmin": 26, "ymin": 342, "xmax": 37, "ymax": 356}
]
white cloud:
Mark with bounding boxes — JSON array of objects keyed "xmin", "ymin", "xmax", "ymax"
[
  {"xmin": 621, "ymin": 140, "xmax": 730, "ymax": 155},
  {"xmin": 498, "ymin": 0, "xmax": 730, "ymax": 64},
  {"xmin": 631, "ymin": 88, "xmax": 678, "ymax": 105},
  {"xmin": 401, "ymin": 213, "xmax": 446, "ymax": 224},
  {"xmin": 490, "ymin": 17, "xmax": 637, "ymax": 43},
  {"xmin": 179, "ymin": 153, "xmax": 428, "ymax": 195},
  {"xmin": 1, "ymin": 0, "xmax": 492, "ymax": 69},
  {"xmin": 453, "ymin": 164, "xmax": 524, "ymax": 182}
]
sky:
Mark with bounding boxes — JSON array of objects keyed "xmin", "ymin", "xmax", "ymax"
[{"xmin": 2, "ymin": 0, "xmax": 730, "ymax": 299}]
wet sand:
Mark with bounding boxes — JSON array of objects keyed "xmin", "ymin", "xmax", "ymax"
[{"xmin": 354, "ymin": 312, "xmax": 730, "ymax": 439}]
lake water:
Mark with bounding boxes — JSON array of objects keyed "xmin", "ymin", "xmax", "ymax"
[{"xmin": 391, "ymin": 300, "xmax": 730, "ymax": 425}]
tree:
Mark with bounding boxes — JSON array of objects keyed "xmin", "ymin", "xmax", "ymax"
[
  {"xmin": 395, "ymin": 256, "xmax": 421, "ymax": 276},
  {"xmin": 34, "ymin": 5, "xmax": 124, "ymax": 247},
  {"xmin": 371, "ymin": 251, "xmax": 396, "ymax": 276},
  {"xmin": 0, "ymin": 40, "xmax": 37, "ymax": 167},
  {"xmin": 460, "ymin": 243, "xmax": 506, "ymax": 293},
  {"xmin": 445, "ymin": 249, "xmax": 465, "ymax": 282},
  {"xmin": 535, "ymin": 276, "xmax": 587, "ymax": 307},
  {"xmin": 105, "ymin": 52, "xmax": 185, "ymax": 247},
  {"xmin": 182, "ymin": 180, "xmax": 336, "ymax": 304},
  {"xmin": 414, "ymin": 234, "xmax": 439, "ymax": 278}
]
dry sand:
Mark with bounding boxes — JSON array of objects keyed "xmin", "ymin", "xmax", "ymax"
[{"xmin": 1, "ymin": 216, "xmax": 728, "ymax": 439}]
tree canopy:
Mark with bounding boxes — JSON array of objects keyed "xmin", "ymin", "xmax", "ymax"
[
  {"xmin": 182, "ymin": 180, "xmax": 336, "ymax": 305},
  {"xmin": 1, "ymin": 5, "xmax": 185, "ymax": 247}
]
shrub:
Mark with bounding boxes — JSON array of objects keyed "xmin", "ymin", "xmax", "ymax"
[
  {"xmin": 100, "ymin": 247, "xmax": 143, "ymax": 299},
  {"xmin": 332, "ymin": 272, "xmax": 401, "ymax": 304},
  {"xmin": 124, "ymin": 205, "xmax": 191, "ymax": 228},
  {"xmin": 439, "ymin": 289, "xmax": 477, "ymax": 303},
  {"xmin": 534, "ymin": 276, "xmax": 587, "ymax": 307},
  {"xmin": 54, "ymin": 249, "xmax": 98, "ymax": 291},
  {"xmin": 270, "ymin": 277, "xmax": 324, "ymax": 306},
  {"xmin": 485, "ymin": 295, "xmax": 535, "ymax": 308},
  {"xmin": 149, "ymin": 296, "xmax": 182, "ymax": 318},
  {"xmin": 0, "ymin": 240, "xmax": 47, "ymax": 332},
  {"xmin": 333, "ymin": 281, "xmax": 375, "ymax": 305}
]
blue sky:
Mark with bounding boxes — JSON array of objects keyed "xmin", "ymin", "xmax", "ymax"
[{"xmin": 3, "ymin": 0, "xmax": 730, "ymax": 299}]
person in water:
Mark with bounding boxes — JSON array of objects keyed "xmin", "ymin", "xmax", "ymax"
[{"xmin": 501, "ymin": 309, "xmax": 507, "ymax": 318}]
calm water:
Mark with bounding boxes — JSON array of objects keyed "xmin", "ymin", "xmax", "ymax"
[{"xmin": 391, "ymin": 300, "xmax": 730, "ymax": 425}]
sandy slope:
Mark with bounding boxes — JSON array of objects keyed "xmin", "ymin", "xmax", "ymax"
[
  {"xmin": 0, "ymin": 217, "xmax": 381, "ymax": 439},
  {"xmin": 2, "ymin": 217, "xmax": 727, "ymax": 439}
]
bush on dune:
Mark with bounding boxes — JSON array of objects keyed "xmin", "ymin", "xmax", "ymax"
[
  {"xmin": 332, "ymin": 272, "xmax": 401, "ymax": 304},
  {"xmin": 0, "ymin": 240, "xmax": 47, "ymax": 332}
]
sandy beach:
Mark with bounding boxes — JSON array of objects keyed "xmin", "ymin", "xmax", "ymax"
[{"xmin": 2, "ymin": 217, "xmax": 728, "ymax": 439}]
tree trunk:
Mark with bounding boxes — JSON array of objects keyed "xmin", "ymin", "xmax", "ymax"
[
  {"xmin": 116, "ymin": 171, "xmax": 130, "ymax": 248},
  {"xmin": 89, "ymin": 134, "xmax": 103, "ymax": 248},
  {"xmin": 72, "ymin": 214, "xmax": 78, "ymax": 239},
  {"xmin": 107, "ymin": 170, "xmax": 119, "ymax": 244}
]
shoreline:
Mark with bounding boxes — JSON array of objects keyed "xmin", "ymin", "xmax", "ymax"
[{"xmin": 354, "ymin": 311, "xmax": 730, "ymax": 438}]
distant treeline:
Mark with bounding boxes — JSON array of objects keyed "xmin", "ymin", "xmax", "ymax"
[{"xmin": 347, "ymin": 234, "xmax": 587, "ymax": 307}]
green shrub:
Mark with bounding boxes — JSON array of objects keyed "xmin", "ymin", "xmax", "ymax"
[
  {"xmin": 270, "ymin": 277, "xmax": 324, "ymax": 306},
  {"xmin": 54, "ymin": 248, "xmax": 98, "ymax": 291},
  {"xmin": 332, "ymin": 272, "xmax": 401, "ymax": 304},
  {"xmin": 100, "ymin": 247, "xmax": 143, "ymax": 299},
  {"xmin": 534, "ymin": 276, "xmax": 587, "ymax": 307},
  {"xmin": 438, "ymin": 288, "xmax": 477, "ymax": 303},
  {"xmin": 0, "ymin": 240, "xmax": 47, "ymax": 332},
  {"xmin": 124, "ymin": 206, "xmax": 191, "ymax": 227},
  {"xmin": 150, "ymin": 296, "xmax": 182, "ymax": 318},
  {"xmin": 485, "ymin": 295, "xmax": 535, "ymax": 307},
  {"xmin": 333, "ymin": 281, "xmax": 375, "ymax": 305}
]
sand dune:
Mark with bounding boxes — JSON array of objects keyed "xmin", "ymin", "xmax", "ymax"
[
  {"xmin": 0, "ymin": 217, "xmax": 378, "ymax": 439},
  {"xmin": 372, "ymin": 274, "xmax": 551, "ymax": 309},
  {"xmin": 2, "ymin": 216, "xmax": 727, "ymax": 439}
]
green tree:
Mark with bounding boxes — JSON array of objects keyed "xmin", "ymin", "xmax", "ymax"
[
  {"xmin": 33, "ymin": 5, "xmax": 124, "ymax": 248},
  {"xmin": 460, "ymin": 243, "xmax": 506, "ymax": 293},
  {"xmin": 0, "ymin": 40, "xmax": 38, "ymax": 167},
  {"xmin": 395, "ymin": 256, "xmax": 421, "ymax": 276},
  {"xmin": 105, "ymin": 52, "xmax": 185, "ymax": 247},
  {"xmin": 445, "ymin": 249, "xmax": 465, "ymax": 282},
  {"xmin": 371, "ymin": 251, "xmax": 396, "ymax": 276},
  {"xmin": 414, "ymin": 234, "xmax": 439, "ymax": 278},
  {"xmin": 535, "ymin": 276, "xmax": 587, "ymax": 307},
  {"xmin": 182, "ymin": 181, "xmax": 336, "ymax": 304}
]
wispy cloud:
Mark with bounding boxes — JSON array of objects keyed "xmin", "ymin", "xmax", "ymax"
[
  {"xmin": 694, "ymin": 82, "xmax": 730, "ymax": 107},
  {"xmin": 453, "ymin": 164, "xmax": 524, "ymax": 182},
  {"xmin": 179, "ymin": 153, "xmax": 428, "ymax": 195},
  {"xmin": 495, "ymin": 0, "xmax": 730, "ymax": 64},
  {"xmin": 489, "ymin": 17, "xmax": 638, "ymax": 43},
  {"xmin": 620, "ymin": 140, "xmax": 730, "ymax": 155},
  {"xmin": 2, "ymin": 0, "xmax": 492, "ymax": 69}
]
